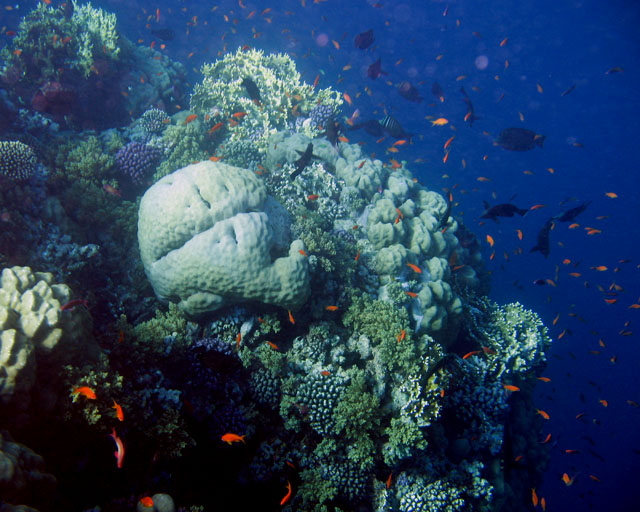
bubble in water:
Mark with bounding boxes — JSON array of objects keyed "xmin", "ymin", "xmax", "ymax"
[
  {"xmin": 475, "ymin": 55, "xmax": 489, "ymax": 70},
  {"xmin": 316, "ymin": 33, "xmax": 329, "ymax": 47}
]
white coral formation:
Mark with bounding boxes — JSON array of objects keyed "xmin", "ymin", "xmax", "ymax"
[
  {"xmin": 138, "ymin": 161, "xmax": 310, "ymax": 316},
  {"xmin": 0, "ymin": 266, "xmax": 95, "ymax": 409}
]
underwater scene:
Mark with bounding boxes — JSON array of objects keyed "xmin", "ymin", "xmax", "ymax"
[{"xmin": 0, "ymin": 1, "xmax": 638, "ymax": 511}]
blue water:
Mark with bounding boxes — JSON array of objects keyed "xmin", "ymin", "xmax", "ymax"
[{"xmin": 2, "ymin": 0, "xmax": 639, "ymax": 510}]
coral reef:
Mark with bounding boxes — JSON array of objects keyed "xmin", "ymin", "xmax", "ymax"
[{"xmin": 115, "ymin": 142, "xmax": 162, "ymax": 183}]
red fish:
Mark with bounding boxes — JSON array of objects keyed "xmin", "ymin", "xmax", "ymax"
[
  {"xmin": 406, "ymin": 263, "xmax": 422, "ymax": 274},
  {"xmin": 462, "ymin": 350, "xmax": 481, "ymax": 360},
  {"xmin": 183, "ymin": 114, "xmax": 198, "ymax": 124},
  {"xmin": 109, "ymin": 428, "xmax": 125, "ymax": 468},
  {"xmin": 112, "ymin": 400, "xmax": 124, "ymax": 421},
  {"xmin": 73, "ymin": 386, "xmax": 97, "ymax": 400},
  {"xmin": 288, "ymin": 310, "xmax": 295, "ymax": 324},
  {"xmin": 221, "ymin": 433, "xmax": 246, "ymax": 445},
  {"xmin": 139, "ymin": 497, "xmax": 154, "ymax": 508},
  {"xmin": 280, "ymin": 480, "xmax": 292, "ymax": 505},
  {"xmin": 60, "ymin": 299, "xmax": 89, "ymax": 311}
]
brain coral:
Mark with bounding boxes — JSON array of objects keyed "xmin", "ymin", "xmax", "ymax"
[{"xmin": 138, "ymin": 161, "xmax": 310, "ymax": 316}]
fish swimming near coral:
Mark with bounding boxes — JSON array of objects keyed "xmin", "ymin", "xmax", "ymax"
[
  {"xmin": 481, "ymin": 201, "xmax": 528, "ymax": 221},
  {"xmin": 348, "ymin": 119, "xmax": 385, "ymax": 137},
  {"xmin": 530, "ymin": 218, "xmax": 554, "ymax": 257},
  {"xmin": 379, "ymin": 115, "xmax": 412, "ymax": 139},
  {"xmin": 553, "ymin": 200, "xmax": 591, "ymax": 222},
  {"xmin": 496, "ymin": 127, "xmax": 545, "ymax": 151},
  {"xmin": 290, "ymin": 143, "xmax": 319, "ymax": 180},
  {"xmin": 241, "ymin": 77, "xmax": 261, "ymax": 104},
  {"xmin": 221, "ymin": 433, "xmax": 246, "ymax": 445}
]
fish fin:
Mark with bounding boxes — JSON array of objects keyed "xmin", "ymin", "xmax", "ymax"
[{"xmin": 483, "ymin": 200, "xmax": 490, "ymax": 209}]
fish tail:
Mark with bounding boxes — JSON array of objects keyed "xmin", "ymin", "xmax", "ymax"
[{"xmin": 535, "ymin": 135, "xmax": 546, "ymax": 148}]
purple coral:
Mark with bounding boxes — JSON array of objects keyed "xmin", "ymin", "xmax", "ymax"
[
  {"xmin": 309, "ymin": 103, "xmax": 336, "ymax": 129},
  {"xmin": 115, "ymin": 142, "xmax": 161, "ymax": 183}
]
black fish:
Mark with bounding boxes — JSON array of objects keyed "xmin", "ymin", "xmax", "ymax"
[
  {"xmin": 367, "ymin": 58, "xmax": 387, "ymax": 80},
  {"xmin": 561, "ymin": 84, "xmax": 576, "ymax": 97},
  {"xmin": 61, "ymin": 1, "xmax": 74, "ymax": 20},
  {"xmin": 438, "ymin": 190, "xmax": 453, "ymax": 229},
  {"xmin": 530, "ymin": 218, "xmax": 554, "ymax": 257},
  {"xmin": 431, "ymin": 81, "xmax": 444, "ymax": 103},
  {"xmin": 398, "ymin": 81, "xmax": 423, "ymax": 103},
  {"xmin": 460, "ymin": 86, "xmax": 479, "ymax": 127},
  {"xmin": 354, "ymin": 29, "xmax": 374, "ymax": 50},
  {"xmin": 553, "ymin": 201, "xmax": 591, "ymax": 222},
  {"xmin": 241, "ymin": 77, "xmax": 261, "ymax": 104},
  {"xmin": 324, "ymin": 116, "xmax": 341, "ymax": 146},
  {"xmin": 533, "ymin": 279, "xmax": 547, "ymax": 286},
  {"xmin": 348, "ymin": 119, "xmax": 384, "ymax": 137},
  {"xmin": 151, "ymin": 28, "xmax": 175, "ymax": 41},
  {"xmin": 290, "ymin": 143, "xmax": 316, "ymax": 180},
  {"xmin": 496, "ymin": 128, "xmax": 545, "ymax": 151},
  {"xmin": 380, "ymin": 115, "xmax": 411, "ymax": 139},
  {"xmin": 481, "ymin": 201, "xmax": 528, "ymax": 222}
]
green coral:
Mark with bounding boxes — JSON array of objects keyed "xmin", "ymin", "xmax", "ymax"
[
  {"xmin": 131, "ymin": 303, "xmax": 191, "ymax": 348},
  {"xmin": 343, "ymin": 292, "xmax": 417, "ymax": 374},
  {"xmin": 153, "ymin": 121, "xmax": 210, "ymax": 180},
  {"xmin": 54, "ymin": 135, "xmax": 115, "ymax": 184},
  {"xmin": 190, "ymin": 48, "xmax": 342, "ymax": 152},
  {"xmin": 383, "ymin": 417, "xmax": 427, "ymax": 466},
  {"xmin": 0, "ymin": 1, "xmax": 120, "ymax": 82}
]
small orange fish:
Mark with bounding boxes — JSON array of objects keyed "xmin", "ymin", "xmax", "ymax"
[
  {"xmin": 431, "ymin": 118, "xmax": 448, "ymax": 126},
  {"xmin": 208, "ymin": 122, "xmax": 224, "ymax": 133},
  {"xmin": 236, "ymin": 332, "xmax": 242, "ymax": 349},
  {"xmin": 589, "ymin": 474, "xmax": 601, "ymax": 482},
  {"xmin": 499, "ymin": 37, "xmax": 508, "ymax": 47},
  {"xmin": 313, "ymin": 74, "xmax": 320, "ymax": 88},
  {"xmin": 343, "ymin": 92, "xmax": 352, "ymax": 105},
  {"xmin": 139, "ymin": 497, "xmax": 154, "ymax": 508},
  {"xmin": 231, "ymin": 111, "xmax": 247, "ymax": 119},
  {"xmin": 565, "ymin": 449, "xmax": 580, "ymax": 454},
  {"xmin": 599, "ymin": 399, "xmax": 608, "ymax": 407},
  {"xmin": 604, "ymin": 192, "xmax": 618, "ymax": 198},
  {"xmin": 536, "ymin": 409, "xmax": 550, "ymax": 420},
  {"xmin": 540, "ymin": 433, "xmax": 552, "ymax": 444},
  {"xmin": 321, "ymin": 370, "xmax": 330, "ymax": 376},
  {"xmin": 406, "ymin": 263, "xmax": 422, "ymax": 273},
  {"xmin": 73, "ymin": 386, "xmax": 97, "ymax": 400},
  {"xmin": 462, "ymin": 350, "xmax": 482, "ymax": 360},
  {"xmin": 514, "ymin": 455, "xmax": 524, "ymax": 462},
  {"xmin": 393, "ymin": 139, "xmax": 408, "ymax": 146},
  {"xmin": 299, "ymin": 249, "xmax": 308, "ymax": 257},
  {"xmin": 354, "ymin": 251, "xmax": 360, "ymax": 262},
  {"xmin": 280, "ymin": 480, "xmax": 292, "ymax": 505},
  {"xmin": 503, "ymin": 384, "xmax": 520, "ymax": 392},
  {"xmin": 325, "ymin": 305, "xmax": 339, "ymax": 311},
  {"xmin": 516, "ymin": 229, "xmax": 523, "ymax": 240},
  {"xmin": 209, "ymin": 156, "xmax": 223, "ymax": 162},
  {"xmin": 537, "ymin": 377, "xmax": 551, "ymax": 382},
  {"xmin": 541, "ymin": 497, "xmax": 546, "ymax": 511},
  {"xmin": 532, "ymin": 488, "xmax": 538, "ymax": 507},
  {"xmin": 562, "ymin": 473, "xmax": 575, "ymax": 486},
  {"xmin": 442, "ymin": 151, "xmax": 450, "ymax": 164},
  {"xmin": 386, "ymin": 472, "xmax": 393, "ymax": 489},
  {"xmin": 477, "ymin": 176, "xmax": 491, "ymax": 182},
  {"xmin": 444, "ymin": 136, "xmax": 455, "ymax": 149},
  {"xmin": 529, "ymin": 204, "xmax": 546, "ymax": 211},
  {"xmin": 109, "ymin": 428, "xmax": 125, "ymax": 468},
  {"xmin": 405, "ymin": 291, "xmax": 418, "ymax": 298},
  {"xmin": 307, "ymin": 194, "xmax": 319, "ymax": 201},
  {"xmin": 486, "ymin": 234, "xmax": 495, "ymax": 247},
  {"xmin": 397, "ymin": 329, "xmax": 406, "ymax": 342},
  {"xmin": 266, "ymin": 341, "xmax": 279, "ymax": 350},
  {"xmin": 288, "ymin": 310, "xmax": 295, "ymax": 324},
  {"xmin": 112, "ymin": 400, "xmax": 124, "ymax": 422},
  {"xmin": 184, "ymin": 114, "xmax": 198, "ymax": 125},
  {"xmin": 338, "ymin": 136, "xmax": 350, "ymax": 143},
  {"xmin": 221, "ymin": 433, "xmax": 246, "ymax": 445}
]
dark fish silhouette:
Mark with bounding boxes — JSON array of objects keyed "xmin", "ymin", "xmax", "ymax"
[
  {"xmin": 561, "ymin": 84, "xmax": 576, "ymax": 97},
  {"xmin": 438, "ymin": 190, "xmax": 454, "ymax": 229},
  {"xmin": 367, "ymin": 58, "xmax": 387, "ymax": 80},
  {"xmin": 530, "ymin": 218, "xmax": 554, "ymax": 257},
  {"xmin": 496, "ymin": 128, "xmax": 545, "ymax": 151},
  {"xmin": 380, "ymin": 115, "xmax": 411, "ymax": 139},
  {"xmin": 398, "ymin": 81, "xmax": 423, "ymax": 103},
  {"xmin": 348, "ymin": 119, "xmax": 384, "ymax": 137},
  {"xmin": 431, "ymin": 81, "xmax": 445, "ymax": 102},
  {"xmin": 460, "ymin": 86, "xmax": 479, "ymax": 126},
  {"xmin": 290, "ymin": 143, "xmax": 317, "ymax": 180},
  {"xmin": 324, "ymin": 116, "xmax": 341, "ymax": 146},
  {"xmin": 61, "ymin": 1, "xmax": 74, "ymax": 20},
  {"xmin": 354, "ymin": 29, "xmax": 374, "ymax": 49},
  {"xmin": 553, "ymin": 201, "xmax": 591, "ymax": 222},
  {"xmin": 241, "ymin": 77, "xmax": 261, "ymax": 104},
  {"xmin": 481, "ymin": 201, "xmax": 528, "ymax": 221},
  {"xmin": 151, "ymin": 28, "xmax": 175, "ymax": 41}
]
